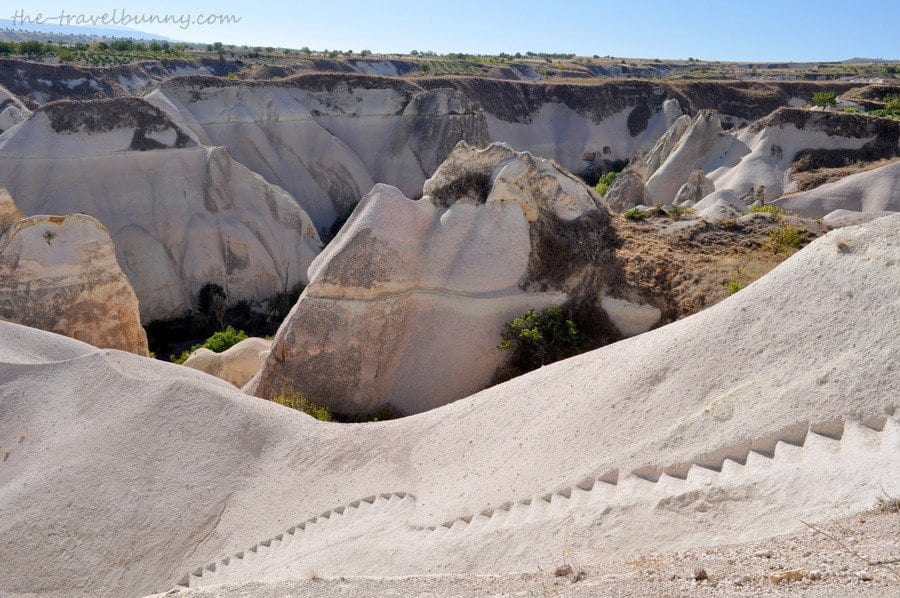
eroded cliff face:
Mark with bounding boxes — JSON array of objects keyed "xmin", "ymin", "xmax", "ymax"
[
  {"xmin": 0, "ymin": 97, "xmax": 322, "ymax": 322},
  {"xmin": 0, "ymin": 193, "xmax": 148, "ymax": 355},
  {"xmin": 249, "ymin": 143, "xmax": 662, "ymax": 415}
]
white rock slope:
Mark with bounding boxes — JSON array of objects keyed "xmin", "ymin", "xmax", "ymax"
[{"xmin": 0, "ymin": 215, "xmax": 895, "ymax": 597}]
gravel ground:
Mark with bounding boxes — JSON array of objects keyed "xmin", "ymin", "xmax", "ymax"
[{"xmin": 160, "ymin": 506, "xmax": 899, "ymax": 597}]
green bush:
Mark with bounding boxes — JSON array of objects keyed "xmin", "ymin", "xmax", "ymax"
[
  {"xmin": 498, "ymin": 306, "xmax": 589, "ymax": 372},
  {"xmin": 271, "ymin": 392, "xmax": 333, "ymax": 421},
  {"xmin": 594, "ymin": 171, "xmax": 620, "ymax": 196},
  {"xmin": 749, "ymin": 204, "xmax": 785, "ymax": 216},
  {"xmin": 766, "ymin": 222, "xmax": 806, "ymax": 253},
  {"xmin": 171, "ymin": 326, "xmax": 248, "ymax": 364},
  {"xmin": 0, "ymin": 41, "xmax": 15, "ymax": 55},
  {"xmin": 623, "ymin": 207, "xmax": 647, "ymax": 221},
  {"xmin": 811, "ymin": 91, "xmax": 837, "ymax": 108},
  {"xmin": 18, "ymin": 41, "xmax": 48, "ymax": 56},
  {"xmin": 724, "ymin": 278, "xmax": 744, "ymax": 294},
  {"xmin": 667, "ymin": 204, "xmax": 695, "ymax": 219}
]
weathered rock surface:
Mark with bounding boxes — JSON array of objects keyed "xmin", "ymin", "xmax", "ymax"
[
  {"xmin": 183, "ymin": 337, "xmax": 272, "ymax": 388},
  {"xmin": 146, "ymin": 76, "xmax": 491, "ymax": 232},
  {"xmin": 251, "ymin": 142, "xmax": 665, "ymax": 414},
  {"xmin": 0, "ymin": 215, "xmax": 895, "ymax": 597},
  {"xmin": 772, "ymin": 160, "xmax": 900, "ymax": 217},
  {"xmin": 0, "ymin": 206, "xmax": 148, "ymax": 354},
  {"xmin": 822, "ymin": 208, "xmax": 896, "ymax": 229},
  {"xmin": 603, "ymin": 170, "xmax": 648, "ymax": 211},
  {"xmin": 674, "ymin": 169, "xmax": 715, "ymax": 206},
  {"xmin": 646, "ymin": 110, "xmax": 723, "ymax": 205},
  {"xmin": 0, "ymin": 97, "xmax": 322, "ymax": 322}
]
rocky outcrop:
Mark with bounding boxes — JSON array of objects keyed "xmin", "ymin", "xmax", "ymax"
[
  {"xmin": 251, "ymin": 142, "xmax": 665, "ymax": 415},
  {"xmin": 674, "ymin": 169, "xmax": 715, "ymax": 206},
  {"xmin": 693, "ymin": 189, "xmax": 746, "ymax": 222},
  {"xmin": 605, "ymin": 107, "xmax": 899, "ymax": 212},
  {"xmin": 183, "ymin": 337, "xmax": 271, "ymax": 388},
  {"xmin": 603, "ymin": 170, "xmax": 648, "ymax": 211},
  {"xmin": 0, "ymin": 84, "xmax": 30, "ymax": 134},
  {"xmin": 645, "ymin": 110, "xmax": 723, "ymax": 205},
  {"xmin": 0, "ymin": 200, "xmax": 148, "ymax": 354},
  {"xmin": 772, "ymin": 160, "xmax": 900, "ymax": 216},
  {"xmin": 146, "ymin": 76, "xmax": 491, "ymax": 232},
  {"xmin": 0, "ymin": 97, "xmax": 322, "ymax": 322}
]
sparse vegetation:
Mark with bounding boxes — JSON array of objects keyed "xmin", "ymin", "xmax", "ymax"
[
  {"xmin": 271, "ymin": 392, "xmax": 334, "ymax": 421},
  {"xmin": 499, "ymin": 307, "xmax": 590, "ymax": 373},
  {"xmin": 869, "ymin": 95, "xmax": 900, "ymax": 121},
  {"xmin": 171, "ymin": 326, "xmax": 248, "ymax": 364},
  {"xmin": 667, "ymin": 204, "xmax": 695, "ymax": 219},
  {"xmin": 724, "ymin": 278, "xmax": 744, "ymax": 294},
  {"xmin": 265, "ymin": 282, "xmax": 306, "ymax": 322},
  {"xmin": 811, "ymin": 91, "xmax": 838, "ymax": 108},
  {"xmin": 749, "ymin": 204, "xmax": 785, "ymax": 216},
  {"xmin": 766, "ymin": 221, "xmax": 807, "ymax": 253},
  {"xmin": 593, "ymin": 171, "xmax": 620, "ymax": 196},
  {"xmin": 623, "ymin": 207, "xmax": 648, "ymax": 221}
]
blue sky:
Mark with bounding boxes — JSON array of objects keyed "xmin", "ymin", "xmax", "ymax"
[{"xmin": 8, "ymin": 1, "xmax": 900, "ymax": 61}]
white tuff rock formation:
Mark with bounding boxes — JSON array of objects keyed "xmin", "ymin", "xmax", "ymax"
[
  {"xmin": 183, "ymin": 337, "xmax": 272, "ymax": 388},
  {"xmin": 772, "ymin": 160, "xmax": 900, "ymax": 217},
  {"xmin": 0, "ymin": 191, "xmax": 148, "ymax": 354},
  {"xmin": 0, "ymin": 215, "xmax": 895, "ymax": 597},
  {"xmin": 251, "ymin": 142, "xmax": 665, "ymax": 414},
  {"xmin": 0, "ymin": 97, "xmax": 322, "ymax": 322}
]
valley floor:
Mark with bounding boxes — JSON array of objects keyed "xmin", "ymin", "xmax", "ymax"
[{"xmin": 157, "ymin": 507, "xmax": 898, "ymax": 597}]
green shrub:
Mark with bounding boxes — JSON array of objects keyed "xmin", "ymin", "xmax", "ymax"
[
  {"xmin": 766, "ymin": 222, "xmax": 806, "ymax": 253},
  {"xmin": 667, "ymin": 204, "xmax": 695, "ymax": 219},
  {"xmin": 271, "ymin": 393, "xmax": 333, "ymax": 421},
  {"xmin": 170, "ymin": 326, "xmax": 248, "ymax": 364},
  {"xmin": 811, "ymin": 91, "xmax": 837, "ymax": 108},
  {"xmin": 724, "ymin": 278, "xmax": 744, "ymax": 294},
  {"xmin": 0, "ymin": 41, "xmax": 13, "ymax": 55},
  {"xmin": 594, "ymin": 171, "xmax": 620, "ymax": 196},
  {"xmin": 18, "ymin": 40, "xmax": 48, "ymax": 57},
  {"xmin": 499, "ymin": 306, "xmax": 589, "ymax": 372},
  {"xmin": 749, "ymin": 204, "xmax": 785, "ymax": 216},
  {"xmin": 623, "ymin": 207, "xmax": 647, "ymax": 221},
  {"xmin": 203, "ymin": 326, "xmax": 248, "ymax": 352}
]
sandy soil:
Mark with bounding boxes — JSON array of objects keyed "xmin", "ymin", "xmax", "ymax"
[{"xmin": 157, "ymin": 507, "xmax": 899, "ymax": 597}]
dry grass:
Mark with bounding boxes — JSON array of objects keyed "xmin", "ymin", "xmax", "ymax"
[{"xmin": 789, "ymin": 157, "xmax": 898, "ymax": 192}]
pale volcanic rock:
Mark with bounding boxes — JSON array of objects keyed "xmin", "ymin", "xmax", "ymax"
[
  {"xmin": 646, "ymin": 110, "xmax": 723, "ymax": 205},
  {"xmin": 0, "ymin": 97, "xmax": 322, "ymax": 322},
  {"xmin": 251, "ymin": 142, "xmax": 637, "ymax": 415},
  {"xmin": 145, "ymin": 77, "xmax": 490, "ymax": 232},
  {"xmin": 772, "ymin": 160, "xmax": 900, "ymax": 217},
  {"xmin": 183, "ymin": 337, "xmax": 272, "ymax": 388},
  {"xmin": 0, "ymin": 212, "xmax": 148, "ymax": 354},
  {"xmin": 0, "ymin": 215, "xmax": 896, "ymax": 597},
  {"xmin": 674, "ymin": 169, "xmax": 715, "ymax": 206}
]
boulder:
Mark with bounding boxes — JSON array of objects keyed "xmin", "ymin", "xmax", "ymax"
[
  {"xmin": 673, "ymin": 169, "xmax": 715, "ymax": 206},
  {"xmin": 0, "ymin": 209, "xmax": 148, "ymax": 355},
  {"xmin": 251, "ymin": 142, "xmax": 660, "ymax": 415},
  {"xmin": 182, "ymin": 337, "xmax": 272, "ymax": 388},
  {"xmin": 603, "ymin": 170, "xmax": 648, "ymax": 211}
]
